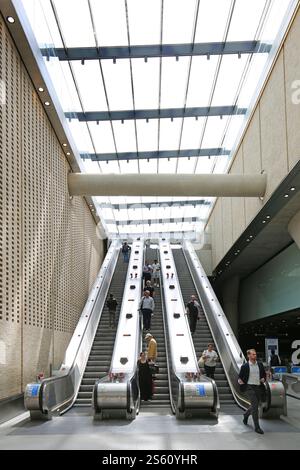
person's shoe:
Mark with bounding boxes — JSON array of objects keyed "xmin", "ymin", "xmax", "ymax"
[
  {"xmin": 243, "ymin": 415, "xmax": 248, "ymax": 425},
  {"xmin": 255, "ymin": 427, "xmax": 264, "ymax": 434}
]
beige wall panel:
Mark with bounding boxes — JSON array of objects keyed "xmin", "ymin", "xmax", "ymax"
[
  {"xmin": 0, "ymin": 323, "xmax": 22, "ymax": 399},
  {"xmin": 243, "ymin": 108, "xmax": 263, "ymax": 225},
  {"xmin": 53, "ymin": 331, "xmax": 73, "ymax": 370},
  {"xmin": 214, "ymin": 199, "xmax": 224, "ymax": 267},
  {"xmin": 284, "ymin": 12, "xmax": 300, "ymax": 171},
  {"xmin": 0, "ymin": 17, "xmax": 104, "ymax": 399},
  {"xmin": 22, "ymin": 326, "xmax": 53, "ymax": 385},
  {"xmin": 260, "ymin": 51, "xmax": 288, "ymax": 200},
  {"xmin": 230, "ymin": 151, "xmax": 246, "ymax": 244},
  {"xmin": 222, "ymin": 197, "xmax": 233, "ymax": 255}
]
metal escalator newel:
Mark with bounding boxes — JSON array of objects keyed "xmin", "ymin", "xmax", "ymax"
[{"xmin": 120, "ymin": 357, "xmax": 128, "ymax": 364}]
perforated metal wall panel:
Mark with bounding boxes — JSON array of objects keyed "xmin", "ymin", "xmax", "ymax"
[{"xmin": 0, "ymin": 17, "xmax": 103, "ymax": 399}]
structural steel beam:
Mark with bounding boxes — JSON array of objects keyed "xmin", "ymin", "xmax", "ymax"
[
  {"xmin": 105, "ymin": 217, "xmax": 199, "ymax": 226},
  {"xmin": 65, "ymin": 106, "xmax": 246, "ymax": 122},
  {"xmin": 68, "ymin": 173, "xmax": 267, "ymax": 197},
  {"xmin": 98, "ymin": 200, "xmax": 210, "ymax": 209},
  {"xmin": 81, "ymin": 148, "xmax": 230, "ymax": 162},
  {"xmin": 41, "ymin": 41, "xmax": 271, "ymax": 61}
]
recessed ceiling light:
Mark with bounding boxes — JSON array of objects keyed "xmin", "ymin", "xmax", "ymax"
[
  {"xmin": 262, "ymin": 220, "xmax": 266, "ymax": 223},
  {"xmin": 249, "ymin": 235, "xmax": 253, "ymax": 239},
  {"xmin": 66, "ymin": 152, "xmax": 71, "ymax": 156},
  {"xmin": 62, "ymin": 143, "xmax": 67, "ymax": 147},
  {"xmin": 266, "ymin": 215, "xmax": 271, "ymax": 219},
  {"xmin": 284, "ymin": 194, "xmax": 289, "ymax": 198},
  {"xmin": 38, "ymin": 87, "xmax": 44, "ymax": 92},
  {"xmin": 7, "ymin": 16, "xmax": 15, "ymax": 23},
  {"xmin": 290, "ymin": 187, "xmax": 296, "ymax": 191},
  {"xmin": 44, "ymin": 101, "xmax": 50, "ymax": 106}
]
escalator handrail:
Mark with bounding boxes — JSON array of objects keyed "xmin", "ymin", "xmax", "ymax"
[
  {"xmin": 182, "ymin": 240, "xmax": 249, "ymax": 408},
  {"xmin": 25, "ymin": 240, "xmax": 121, "ymax": 415}
]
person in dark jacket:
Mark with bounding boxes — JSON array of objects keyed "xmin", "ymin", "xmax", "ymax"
[
  {"xmin": 238, "ymin": 349, "xmax": 266, "ymax": 434},
  {"xmin": 137, "ymin": 352, "xmax": 152, "ymax": 401},
  {"xmin": 121, "ymin": 241, "xmax": 131, "ymax": 263},
  {"xmin": 106, "ymin": 293, "xmax": 118, "ymax": 328}
]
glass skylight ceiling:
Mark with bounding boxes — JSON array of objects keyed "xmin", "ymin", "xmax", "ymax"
[{"xmin": 23, "ymin": 0, "xmax": 295, "ymax": 240}]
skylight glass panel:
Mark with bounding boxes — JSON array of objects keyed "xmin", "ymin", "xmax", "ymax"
[
  {"xmin": 68, "ymin": 120, "xmax": 93, "ymax": 153},
  {"xmin": 136, "ymin": 120, "xmax": 158, "ymax": 151},
  {"xmin": 195, "ymin": 156, "xmax": 214, "ymax": 174},
  {"xmin": 260, "ymin": 0, "xmax": 292, "ymax": 42},
  {"xmin": 127, "ymin": 0, "xmax": 161, "ymax": 45},
  {"xmin": 211, "ymin": 55, "xmax": 249, "ymax": 106},
  {"xmin": 163, "ymin": 0, "xmax": 197, "ymax": 44},
  {"xmin": 71, "ymin": 61, "xmax": 108, "ymax": 111},
  {"xmin": 236, "ymin": 54, "xmax": 269, "ymax": 108},
  {"xmin": 226, "ymin": 0, "xmax": 267, "ymax": 42},
  {"xmin": 101, "ymin": 59, "xmax": 133, "ymax": 110},
  {"xmin": 158, "ymin": 158, "xmax": 177, "ymax": 174},
  {"xmin": 161, "ymin": 57, "xmax": 190, "ymax": 108},
  {"xmin": 90, "ymin": 0, "xmax": 127, "ymax": 46},
  {"xmin": 222, "ymin": 114, "xmax": 246, "ymax": 150},
  {"xmin": 195, "ymin": 0, "xmax": 232, "ymax": 42},
  {"xmin": 213, "ymin": 154, "xmax": 231, "ymax": 174},
  {"xmin": 119, "ymin": 160, "xmax": 139, "ymax": 174},
  {"xmin": 132, "ymin": 59, "xmax": 159, "ymax": 109},
  {"xmin": 52, "ymin": 0, "xmax": 95, "ymax": 47},
  {"xmin": 113, "ymin": 120, "xmax": 137, "ymax": 152},
  {"xmin": 100, "ymin": 161, "xmax": 120, "ymax": 174},
  {"xmin": 139, "ymin": 159, "xmax": 158, "ymax": 173},
  {"xmin": 201, "ymin": 116, "xmax": 227, "ymax": 148},
  {"xmin": 186, "ymin": 56, "xmax": 219, "ymax": 107},
  {"xmin": 82, "ymin": 160, "xmax": 101, "ymax": 174},
  {"xmin": 159, "ymin": 119, "xmax": 181, "ymax": 150},
  {"xmin": 176, "ymin": 157, "xmax": 198, "ymax": 174},
  {"xmin": 59, "ymin": 62, "xmax": 82, "ymax": 112},
  {"xmin": 25, "ymin": 0, "xmax": 63, "ymax": 48},
  {"xmin": 88, "ymin": 122, "xmax": 116, "ymax": 153},
  {"xmin": 180, "ymin": 117, "xmax": 205, "ymax": 149}
]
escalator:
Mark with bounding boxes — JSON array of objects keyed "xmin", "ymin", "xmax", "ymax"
[
  {"xmin": 172, "ymin": 247, "xmax": 241, "ymax": 414},
  {"xmin": 141, "ymin": 246, "xmax": 170, "ymax": 409},
  {"xmin": 74, "ymin": 250, "xmax": 129, "ymax": 406}
]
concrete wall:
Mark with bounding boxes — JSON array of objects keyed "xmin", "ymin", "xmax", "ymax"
[
  {"xmin": 0, "ymin": 17, "xmax": 104, "ymax": 400},
  {"xmin": 208, "ymin": 8, "xmax": 300, "ymax": 269}
]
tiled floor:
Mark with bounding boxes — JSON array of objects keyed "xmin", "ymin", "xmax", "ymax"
[{"xmin": 0, "ymin": 398, "xmax": 299, "ymax": 450}]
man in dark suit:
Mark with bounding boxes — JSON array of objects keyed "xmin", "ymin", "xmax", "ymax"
[{"xmin": 238, "ymin": 349, "xmax": 266, "ymax": 434}]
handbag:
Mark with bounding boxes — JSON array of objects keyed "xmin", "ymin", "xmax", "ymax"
[
  {"xmin": 149, "ymin": 364, "xmax": 159, "ymax": 375},
  {"xmin": 198, "ymin": 357, "xmax": 205, "ymax": 367}
]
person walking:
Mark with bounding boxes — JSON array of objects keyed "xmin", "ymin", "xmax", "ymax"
[
  {"xmin": 137, "ymin": 352, "xmax": 152, "ymax": 401},
  {"xmin": 139, "ymin": 290, "xmax": 155, "ymax": 331},
  {"xmin": 143, "ymin": 280, "xmax": 155, "ymax": 297},
  {"xmin": 201, "ymin": 343, "xmax": 218, "ymax": 379},
  {"xmin": 106, "ymin": 293, "xmax": 118, "ymax": 328},
  {"xmin": 121, "ymin": 241, "xmax": 130, "ymax": 263},
  {"xmin": 268, "ymin": 349, "xmax": 281, "ymax": 367},
  {"xmin": 145, "ymin": 333, "xmax": 157, "ymax": 364},
  {"xmin": 142, "ymin": 261, "xmax": 152, "ymax": 286},
  {"xmin": 238, "ymin": 348, "xmax": 267, "ymax": 434},
  {"xmin": 151, "ymin": 259, "xmax": 160, "ymax": 287},
  {"xmin": 185, "ymin": 295, "xmax": 200, "ymax": 336}
]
